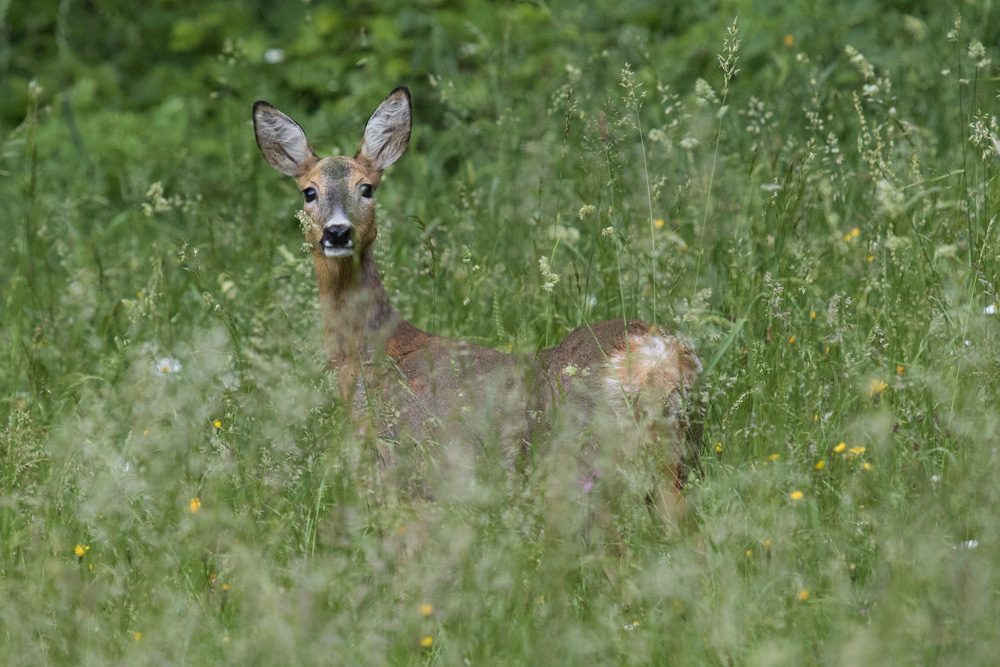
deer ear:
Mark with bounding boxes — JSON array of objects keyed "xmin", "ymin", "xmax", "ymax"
[
  {"xmin": 357, "ymin": 87, "xmax": 411, "ymax": 171},
  {"xmin": 253, "ymin": 101, "xmax": 317, "ymax": 177}
]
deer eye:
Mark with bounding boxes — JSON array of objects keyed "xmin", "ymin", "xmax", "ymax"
[
  {"xmin": 303, "ymin": 187, "xmax": 317, "ymax": 203},
  {"xmin": 360, "ymin": 183, "xmax": 374, "ymax": 199}
]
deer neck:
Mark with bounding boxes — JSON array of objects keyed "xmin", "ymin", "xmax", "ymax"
[{"xmin": 312, "ymin": 247, "xmax": 396, "ymax": 390}]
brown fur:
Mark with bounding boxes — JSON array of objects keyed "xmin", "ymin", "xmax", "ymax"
[{"xmin": 253, "ymin": 88, "xmax": 702, "ymax": 528}]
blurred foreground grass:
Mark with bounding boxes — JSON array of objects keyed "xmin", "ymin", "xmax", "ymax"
[{"xmin": 2, "ymin": 1, "xmax": 1000, "ymax": 664}]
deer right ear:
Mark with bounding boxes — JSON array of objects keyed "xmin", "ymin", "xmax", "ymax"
[{"xmin": 253, "ymin": 101, "xmax": 317, "ymax": 177}]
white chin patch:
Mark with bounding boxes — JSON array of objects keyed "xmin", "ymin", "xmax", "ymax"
[{"xmin": 322, "ymin": 246, "xmax": 354, "ymax": 258}]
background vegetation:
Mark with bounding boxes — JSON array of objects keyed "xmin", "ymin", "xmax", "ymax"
[{"xmin": 2, "ymin": 0, "xmax": 999, "ymax": 663}]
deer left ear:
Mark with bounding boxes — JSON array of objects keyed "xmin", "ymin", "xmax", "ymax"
[{"xmin": 357, "ymin": 87, "xmax": 411, "ymax": 171}]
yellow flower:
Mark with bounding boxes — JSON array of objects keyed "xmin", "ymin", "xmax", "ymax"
[
  {"xmin": 74, "ymin": 544, "xmax": 90, "ymax": 558},
  {"xmin": 764, "ymin": 539, "xmax": 771, "ymax": 549},
  {"xmin": 784, "ymin": 34, "xmax": 794, "ymax": 47},
  {"xmin": 788, "ymin": 336, "xmax": 795, "ymax": 344},
  {"xmin": 142, "ymin": 429, "xmax": 149, "ymax": 436},
  {"xmin": 768, "ymin": 454, "xmax": 780, "ymax": 461},
  {"xmin": 814, "ymin": 460, "xmax": 825, "ymax": 470},
  {"xmin": 897, "ymin": 364, "xmax": 904, "ymax": 374},
  {"xmin": 746, "ymin": 549, "xmax": 752, "ymax": 558},
  {"xmin": 134, "ymin": 632, "xmax": 142, "ymax": 641},
  {"xmin": 790, "ymin": 490, "xmax": 804, "ymax": 501},
  {"xmin": 834, "ymin": 442, "xmax": 846, "ymax": 453},
  {"xmin": 867, "ymin": 255, "xmax": 874, "ymax": 262},
  {"xmin": 654, "ymin": 218, "xmax": 665, "ymax": 229},
  {"xmin": 213, "ymin": 420, "xmax": 222, "ymax": 429},
  {"xmin": 863, "ymin": 462, "xmax": 872, "ymax": 470},
  {"xmin": 810, "ymin": 310, "xmax": 816, "ymax": 320},
  {"xmin": 797, "ymin": 589, "xmax": 810, "ymax": 601},
  {"xmin": 222, "ymin": 584, "xmax": 229, "ymax": 591},
  {"xmin": 715, "ymin": 443, "xmax": 723, "ymax": 453},
  {"xmin": 420, "ymin": 636, "xmax": 434, "ymax": 648},
  {"xmin": 849, "ymin": 446, "xmax": 866, "ymax": 456},
  {"xmin": 851, "ymin": 227, "xmax": 860, "ymax": 238},
  {"xmin": 189, "ymin": 497, "xmax": 201, "ymax": 513},
  {"xmin": 869, "ymin": 379, "xmax": 887, "ymax": 397},
  {"xmin": 137, "ymin": 291, "xmax": 144, "ymax": 299},
  {"xmin": 419, "ymin": 604, "xmax": 433, "ymax": 616}
]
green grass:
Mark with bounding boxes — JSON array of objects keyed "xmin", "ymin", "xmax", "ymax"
[{"xmin": 3, "ymin": 1, "xmax": 1000, "ymax": 664}]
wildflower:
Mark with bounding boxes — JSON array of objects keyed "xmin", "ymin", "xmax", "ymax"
[
  {"xmin": 134, "ymin": 633, "xmax": 142, "ymax": 641},
  {"xmin": 869, "ymin": 379, "xmax": 887, "ymax": 398},
  {"xmin": 137, "ymin": 291, "xmax": 144, "ymax": 299},
  {"xmin": 790, "ymin": 490, "xmax": 804, "ymax": 501},
  {"xmin": 74, "ymin": 544, "xmax": 90, "ymax": 559},
  {"xmin": 764, "ymin": 539, "xmax": 771, "ymax": 549},
  {"xmin": 746, "ymin": 549, "xmax": 752, "ymax": 558},
  {"xmin": 420, "ymin": 636, "xmax": 434, "ymax": 648},
  {"xmin": 863, "ymin": 462, "xmax": 872, "ymax": 470},
  {"xmin": 788, "ymin": 336, "xmax": 795, "ymax": 344},
  {"xmin": 264, "ymin": 48, "xmax": 286, "ymax": 65},
  {"xmin": 654, "ymin": 218, "xmax": 664, "ymax": 229},
  {"xmin": 213, "ymin": 420, "xmax": 222, "ymax": 429},
  {"xmin": 849, "ymin": 446, "xmax": 866, "ymax": 456},
  {"xmin": 538, "ymin": 256, "xmax": 560, "ymax": 292},
  {"xmin": 813, "ymin": 414, "xmax": 818, "ymax": 421},
  {"xmin": 969, "ymin": 39, "xmax": 991, "ymax": 68},
  {"xmin": 222, "ymin": 584, "xmax": 229, "ymax": 591},
  {"xmin": 694, "ymin": 78, "xmax": 717, "ymax": 106},
  {"xmin": 152, "ymin": 357, "xmax": 182, "ymax": 375},
  {"xmin": 578, "ymin": 204, "xmax": 596, "ymax": 219},
  {"xmin": 834, "ymin": 442, "xmax": 846, "ymax": 453},
  {"xmin": 897, "ymin": 364, "xmax": 904, "ymax": 374},
  {"xmin": 715, "ymin": 443, "xmax": 723, "ymax": 453},
  {"xmin": 810, "ymin": 310, "xmax": 816, "ymax": 320},
  {"xmin": 190, "ymin": 497, "xmax": 202, "ymax": 513},
  {"xmin": 769, "ymin": 454, "xmax": 779, "ymax": 461},
  {"xmin": 814, "ymin": 460, "xmax": 825, "ymax": 470},
  {"xmin": 985, "ymin": 304, "xmax": 998, "ymax": 315},
  {"xmin": 797, "ymin": 589, "xmax": 810, "ymax": 601},
  {"xmin": 419, "ymin": 604, "xmax": 434, "ymax": 616},
  {"xmin": 679, "ymin": 135, "xmax": 700, "ymax": 150},
  {"xmin": 783, "ymin": 34, "xmax": 794, "ymax": 47}
]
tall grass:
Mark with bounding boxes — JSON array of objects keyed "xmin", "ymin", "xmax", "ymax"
[{"xmin": 2, "ymin": 3, "xmax": 999, "ymax": 664}]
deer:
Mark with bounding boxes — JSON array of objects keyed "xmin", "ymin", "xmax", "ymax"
[{"xmin": 252, "ymin": 87, "xmax": 702, "ymax": 528}]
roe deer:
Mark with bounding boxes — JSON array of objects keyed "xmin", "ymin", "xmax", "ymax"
[{"xmin": 252, "ymin": 87, "xmax": 702, "ymax": 525}]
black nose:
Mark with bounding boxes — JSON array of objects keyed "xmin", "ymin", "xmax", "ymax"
[{"xmin": 321, "ymin": 225, "xmax": 352, "ymax": 248}]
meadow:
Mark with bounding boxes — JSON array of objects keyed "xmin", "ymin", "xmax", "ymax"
[{"xmin": 2, "ymin": 1, "xmax": 1000, "ymax": 664}]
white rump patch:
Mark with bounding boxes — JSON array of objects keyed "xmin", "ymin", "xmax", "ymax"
[{"xmin": 605, "ymin": 333, "xmax": 699, "ymax": 403}]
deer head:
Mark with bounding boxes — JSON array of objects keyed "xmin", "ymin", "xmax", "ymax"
[{"xmin": 252, "ymin": 87, "xmax": 412, "ymax": 258}]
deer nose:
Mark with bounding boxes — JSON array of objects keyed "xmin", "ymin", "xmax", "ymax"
[{"xmin": 321, "ymin": 224, "xmax": 353, "ymax": 248}]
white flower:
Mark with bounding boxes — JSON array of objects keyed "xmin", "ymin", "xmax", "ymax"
[
  {"xmin": 264, "ymin": 48, "xmax": 286, "ymax": 64},
  {"xmin": 152, "ymin": 357, "xmax": 182, "ymax": 375},
  {"xmin": 679, "ymin": 135, "xmax": 699, "ymax": 150}
]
